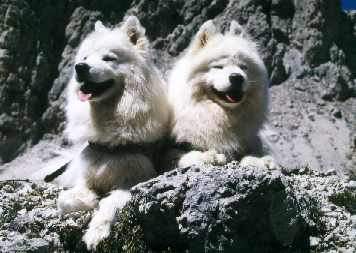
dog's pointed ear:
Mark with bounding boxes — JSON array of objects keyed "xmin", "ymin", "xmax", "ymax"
[
  {"xmin": 121, "ymin": 16, "xmax": 148, "ymax": 51},
  {"xmin": 193, "ymin": 20, "xmax": 218, "ymax": 49},
  {"xmin": 94, "ymin": 21, "xmax": 107, "ymax": 32},
  {"xmin": 229, "ymin": 20, "xmax": 246, "ymax": 37}
]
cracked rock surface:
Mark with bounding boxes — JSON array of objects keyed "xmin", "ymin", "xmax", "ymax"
[
  {"xmin": 1, "ymin": 164, "xmax": 355, "ymax": 252},
  {"xmin": 0, "ymin": 1, "xmax": 355, "ymax": 252}
]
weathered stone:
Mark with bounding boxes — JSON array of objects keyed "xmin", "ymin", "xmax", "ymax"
[
  {"xmin": 0, "ymin": 1, "xmax": 355, "ymax": 251},
  {"xmin": 1, "ymin": 164, "xmax": 355, "ymax": 252}
]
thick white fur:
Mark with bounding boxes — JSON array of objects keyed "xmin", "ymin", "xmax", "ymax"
[
  {"xmin": 168, "ymin": 20, "xmax": 274, "ymax": 168},
  {"xmin": 58, "ymin": 16, "xmax": 169, "ymax": 250},
  {"xmin": 82, "ymin": 189, "xmax": 131, "ymax": 249},
  {"xmin": 65, "ymin": 18, "xmax": 167, "ymax": 146}
]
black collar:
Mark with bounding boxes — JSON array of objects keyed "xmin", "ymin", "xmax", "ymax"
[
  {"xmin": 87, "ymin": 141, "xmax": 158, "ymax": 154},
  {"xmin": 44, "ymin": 141, "xmax": 160, "ymax": 183},
  {"xmin": 171, "ymin": 141, "xmax": 205, "ymax": 152}
]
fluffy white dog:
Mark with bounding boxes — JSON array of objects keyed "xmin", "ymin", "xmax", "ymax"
[
  {"xmin": 168, "ymin": 20, "xmax": 275, "ymax": 169},
  {"xmin": 57, "ymin": 16, "xmax": 170, "ymax": 249}
]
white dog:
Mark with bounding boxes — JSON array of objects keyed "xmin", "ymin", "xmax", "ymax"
[
  {"xmin": 168, "ymin": 20, "xmax": 275, "ymax": 169},
  {"xmin": 57, "ymin": 16, "xmax": 170, "ymax": 249}
]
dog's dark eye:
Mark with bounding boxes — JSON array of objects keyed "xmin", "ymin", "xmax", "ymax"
[
  {"xmin": 239, "ymin": 64, "xmax": 248, "ymax": 71},
  {"xmin": 102, "ymin": 55, "xmax": 117, "ymax": 62},
  {"xmin": 212, "ymin": 65, "xmax": 223, "ymax": 69}
]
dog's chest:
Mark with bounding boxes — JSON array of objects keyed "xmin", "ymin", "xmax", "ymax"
[{"xmin": 81, "ymin": 148, "xmax": 156, "ymax": 195}]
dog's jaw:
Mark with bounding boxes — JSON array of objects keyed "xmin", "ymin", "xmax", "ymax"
[{"xmin": 77, "ymin": 79, "xmax": 115, "ymax": 102}]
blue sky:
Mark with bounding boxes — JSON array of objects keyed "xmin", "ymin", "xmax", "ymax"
[{"xmin": 342, "ymin": 0, "xmax": 356, "ymax": 10}]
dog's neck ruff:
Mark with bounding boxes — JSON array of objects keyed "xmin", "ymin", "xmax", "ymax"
[{"xmin": 87, "ymin": 141, "xmax": 156, "ymax": 154}]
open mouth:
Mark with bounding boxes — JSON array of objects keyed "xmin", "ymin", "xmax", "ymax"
[
  {"xmin": 211, "ymin": 87, "xmax": 244, "ymax": 103},
  {"xmin": 77, "ymin": 79, "xmax": 114, "ymax": 101}
]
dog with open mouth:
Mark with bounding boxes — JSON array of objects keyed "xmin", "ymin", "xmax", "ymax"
[
  {"xmin": 167, "ymin": 20, "xmax": 275, "ymax": 168},
  {"xmin": 57, "ymin": 16, "xmax": 170, "ymax": 249}
]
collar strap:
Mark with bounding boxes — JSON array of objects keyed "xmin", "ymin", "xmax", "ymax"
[
  {"xmin": 172, "ymin": 141, "xmax": 244, "ymax": 161},
  {"xmin": 43, "ymin": 141, "xmax": 158, "ymax": 183},
  {"xmin": 87, "ymin": 141, "xmax": 157, "ymax": 154},
  {"xmin": 172, "ymin": 141, "xmax": 205, "ymax": 152}
]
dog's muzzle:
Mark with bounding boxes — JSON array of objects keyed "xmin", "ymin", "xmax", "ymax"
[
  {"xmin": 212, "ymin": 73, "xmax": 245, "ymax": 104},
  {"xmin": 74, "ymin": 63, "xmax": 114, "ymax": 101}
]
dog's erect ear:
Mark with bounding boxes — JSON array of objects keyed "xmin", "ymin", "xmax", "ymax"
[
  {"xmin": 193, "ymin": 20, "xmax": 218, "ymax": 49},
  {"xmin": 121, "ymin": 16, "xmax": 148, "ymax": 51},
  {"xmin": 229, "ymin": 20, "xmax": 246, "ymax": 37},
  {"xmin": 94, "ymin": 21, "xmax": 107, "ymax": 32}
]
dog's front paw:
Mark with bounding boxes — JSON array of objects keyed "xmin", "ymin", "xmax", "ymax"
[
  {"xmin": 260, "ymin": 155, "xmax": 278, "ymax": 170},
  {"xmin": 209, "ymin": 151, "xmax": 227, "ymax": 166},
  {"xmin": 178, "ymin": 151, "xmax": 205, "ymax": 167},
  {"xmin": 178, "ymin": 150, "xmax": 227, "ymax": 167},
  {"xmin": 239, "ymin": 155, "xmax": 278, "ymax": 170},
  {"xmin": 57, "ymin": 187, "xmax": 98, "ymax": 215},
  {"xmin": 200, "ymin": 150, "xmax": 227, "ymax": 166},
  {"xmin": 82, "ymin": 217, "xmax": 111, "ymax": 250}
]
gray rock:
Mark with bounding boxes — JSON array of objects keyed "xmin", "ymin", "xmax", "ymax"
[
  {"xmin": 1, "ymin": 164, "xmax": 355, "ymax": 252},
  {"xmin": 130, "ymin": 164, "xmax": 310, "ymax": 252},
  {"xmin": 0, "ymin": 1, "xmax": 356, "ymax": 251}
]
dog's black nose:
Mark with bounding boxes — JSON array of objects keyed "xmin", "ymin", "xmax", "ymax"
[
  {"xmin": 75, "ymin": 63, "xmax": 90, "ymax": 80},
  {"xmin": 229, "ymin": 73, "xmax": 244, "ymax": 87}
]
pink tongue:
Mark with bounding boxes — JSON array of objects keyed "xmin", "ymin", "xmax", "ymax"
[
  {"xmin": 225, "ymin": 94, "xmax": 237, "ymax": 103},
  {"xmin": 77, "ymin": 90, "xmax": 92, "ymax": 102}
]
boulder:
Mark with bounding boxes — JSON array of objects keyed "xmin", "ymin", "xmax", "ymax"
[{"xmin": 1, "ymin": 164, "xmax": 355, "ymax": 252}]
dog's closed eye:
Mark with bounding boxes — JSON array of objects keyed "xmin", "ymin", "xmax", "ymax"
[
  {"xmin": 238, "ymin": 63, "xmax": 248, "ymax": 71},
  {"xmin": 102, "ymin": 55, "xmax": 117, "ymax": 62}
]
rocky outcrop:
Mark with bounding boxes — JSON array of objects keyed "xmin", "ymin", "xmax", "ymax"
[
  {"xmin": 1, "ymin": 164, "xmax": 355, "ymax": 252},
  {"xmin": 0, "ymin": 0, "xmax": 59, "ymax": 162},
  {"xmin": 0, "ymin": 0, "xmax": 354, "ymax": 173},
  {"xmin": 0, "ymin": 1, "xmax": 355, "ymax": 251}
]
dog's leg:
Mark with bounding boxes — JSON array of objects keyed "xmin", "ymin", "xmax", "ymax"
[
  {"xmin": 57, "ymin": 183, "xmax": 98, "ymax": 215},
  {"xmin": 239, "ymin": 155, "xmax": 277, "ymax": 170},
  {"xmin": 83, "ymin": 189, "xmax": 131, "ymax": 250},
  {"xmin": 178, "ymin": 149, "xmax": 226, "ymax": 167}
]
